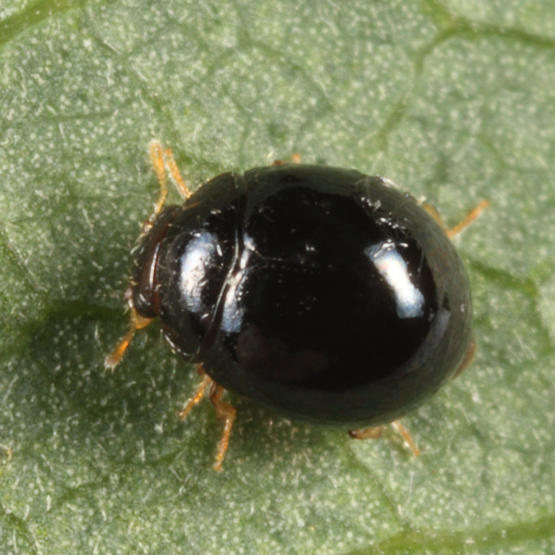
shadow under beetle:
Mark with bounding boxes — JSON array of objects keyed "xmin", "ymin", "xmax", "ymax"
[{"xmin": 106, "ymin": 141, "xmax": 488, "ymax": 471}]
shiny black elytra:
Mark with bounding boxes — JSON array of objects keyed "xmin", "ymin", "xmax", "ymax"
[{"xmin": 107, "ymin": 142, "xmax": 483, "ymax": 470}]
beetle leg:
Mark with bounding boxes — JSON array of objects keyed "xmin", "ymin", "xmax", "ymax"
[
  {"xmin": 143, "ymin": 140, "xmax": 169, "ymax": 232},
  {"xmin": 106, "ymin": 142, "xmax": 171, "ymax": 367},
  {"xmin": 452, "ymin": 338, "xmax": 477, "ymax": 379},
  {"xmin": 163, "ymin": 146, "xmax": 192, "ymax": 200},
  {"xmin": 209, "ymin": 383, "xmax": 237, "ymax": 472},
  {"xmin": 178, "ymin": 369, "xmax": 212, "ymax": 420},
  {"xmin": 391, "ymin": 420, "xmax": 420, "ymax": 456},
  {"xmin": 422, "ymin": 203, "xmax": 447, "ymax": 229},
  {"xmin": 349, "ymin": 421, "xmax": 420, "ymax": 456},
  {"xmin": 177, "ymin": 370, "xmax": 236, "ymax": 471},
  {"xmin": 423, "ymin": 200, "xmax": 490, "ymax": 238},
  {"xmin": 104, "ymin": 302, "xmax": 153, "ymax": 369},
  {"xmin": 446, "ymin": 200, "xmax": 490, "ymax": 238},
  {"xmin": 145, "ymin": 140, "xmax": 194, "ymax": 231},
  {"xmin": 348, "ymin": 426, "xmax": 383, "ymax": 440},
  {"xmin": 272, "ymin": 153, "xmax": 302, "ymax": 166}
]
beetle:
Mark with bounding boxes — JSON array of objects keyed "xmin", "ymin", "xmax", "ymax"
[{"xmin": 106, "ymin": 140, "xmax": 488, "ymax": 470}]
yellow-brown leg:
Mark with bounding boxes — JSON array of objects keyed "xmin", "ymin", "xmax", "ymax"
[
  {"xmin": 422, "ymin": 199, "xmax": 487, "ymax": 380},
  {"xmin": 453, "ymin": 339, "xmax": 476, "ymax": 379},
  {"xmin": 104, "ymin": 304, "xmax": 153, "ymax": 369},
  {"xmin": 177, "ymin": 370, "xmax": 237, "ymax": 471},
  {"xmin": 422, "ymin": 203, "xmax": 446, "ymax": 228},
  {"xmin": 349, "ymin": 426, "xmax": 383, "ymax": 440},
  {"xmin": 391, "ymin": 420, "xmax": 420, "ymax": 456},
  {"xmin": 349, "ymin": 420, "xmax": 420, "ymax": 456},
  {"xmin": 105, "ymin": 142, "xmax": 171, "ymax": 366},
  {"xmin": 423, "ymin": 200, "xmax": 490, "ymax": 239},
  {"xmin": 178, "ymin": 368, "xmax": 212, "ymax": 420},
  {"xmin": 209, "ymin": 383, "xmax": 237, "ymax": 472},
  {"xmin": 106, "ymin": 141, "xmax": 191, "ymax": 367},
  {"xmin": 163, "ymin": 146, "xmax": 192, "ymax": 199},
  {"xmin": 446, "ymin": 200, "xmax": 490, "ymax": 238},
  {"xmin": 144, "ymin": 140, "xmax": 169, "ymax": 232},
  {"xmin": 272, "ymin": 153, "xmax": 302, "ymax": 166}
]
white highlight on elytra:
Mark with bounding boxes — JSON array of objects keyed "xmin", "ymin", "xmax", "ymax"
[
  {"xmin": 220, "ymin": 234, "xmax": 254, "ymax": 333},
  {"xmin": 366, "ymin": 241, "xmax": 424, "ymax": 319},
  {"xmin": 179, "ymin": 231, "xmax": 218, "ymax": 313}
]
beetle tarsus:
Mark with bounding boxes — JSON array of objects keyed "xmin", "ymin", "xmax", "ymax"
[
  {"xmin": 178, "ymin": 370, "xmax": 211, "ymax": 420},
  {"xmin": 447, "ymin": 199, "xmax": 490, "ymax": 238},
  {"xmin": 145, "ymin": 140, "xmax": 169, "ymax": 231},
  {"xmin": 209, "ymin": 384, "xmax": 237, "ymax": 472},
  {"xmin": 348, "ymin": 426, "xmax": 383, "ymax": 440},
  {"xmin": 163, "ymin": 146, "xmax": 192, "ymax": 199},
  {"xmin": 104, "ymin": 306, "xmax": 153, "ymax": 369},
  {"xmin": 349, "ymin": 420, "xmax": 420, "ymax": 457},
  {"xmin": 178, "ymin": 370, "xmax": 236, "ymax": 472},
  {"xmin": 272, "ymin": 152, "xmax": 302, "ymax": 166},
  {"xmin": 423, "ymin": 200, "xmax": 489, "ymax": 238},
  {"xmin": 391, "ymin": 420, "xmax": 420, "ymax": 457}
]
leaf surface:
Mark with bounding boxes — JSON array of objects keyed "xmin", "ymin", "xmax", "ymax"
[{"xmin": 1, "ymin": 1, "xmax": 554, "ymax": 553}]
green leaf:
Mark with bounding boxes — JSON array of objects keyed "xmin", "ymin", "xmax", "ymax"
[{"xmin": 1, "ymin": 0, "xmax": 554, "ymax": 552}]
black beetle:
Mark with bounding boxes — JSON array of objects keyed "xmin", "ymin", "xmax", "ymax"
[{"xmin": 106, "ymin": 141, "xmax": 487, "ymax": 470}]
